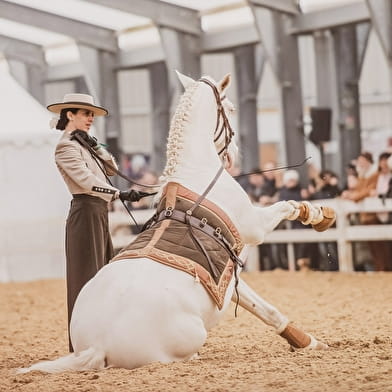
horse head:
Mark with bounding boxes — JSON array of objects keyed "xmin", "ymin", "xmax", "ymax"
[{"xmin": 174, "ymin": 71, "xmax": 238, "ymax": 172}]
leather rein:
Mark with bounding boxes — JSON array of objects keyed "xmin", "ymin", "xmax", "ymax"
[{"xmin": 71, "ymin": 134, "xmax": 159, "ymax": 190}]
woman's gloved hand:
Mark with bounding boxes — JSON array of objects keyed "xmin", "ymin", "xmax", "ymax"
[
  {"xmin": 71, "ymin": 130, "xmax": 98, "ymax": 149},
  {"xmin": 119, "ymin": 190, "xmax": 150, "ymax": 202}
]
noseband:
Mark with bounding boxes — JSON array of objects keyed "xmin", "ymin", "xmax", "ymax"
[{"xmin": 199, "ymin": 78, "xmax": 235, "ymax": 157}]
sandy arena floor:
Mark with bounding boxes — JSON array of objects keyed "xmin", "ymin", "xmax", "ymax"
[{"xmin": 1, "ymin": 270, "xmax": 391, "ymax": 392}]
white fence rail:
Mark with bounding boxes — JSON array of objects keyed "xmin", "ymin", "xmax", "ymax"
[{"xmin": 109, "ymin": 197, "xmax": 392, "ymax": 272}]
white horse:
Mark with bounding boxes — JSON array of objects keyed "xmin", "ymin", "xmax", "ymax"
[{"xmin": 20, "ymin": 71, "xmax": 335, "ymax": 373}]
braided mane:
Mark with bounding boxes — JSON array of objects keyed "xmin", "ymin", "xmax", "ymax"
[{"xmin": 160, "ymin": 81, "xmax": 199, "ymax": 181}]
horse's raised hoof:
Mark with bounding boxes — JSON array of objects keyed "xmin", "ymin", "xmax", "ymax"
[{"xmin": 312, "ymin": 206, "xmax": 336, "ymax": 232}]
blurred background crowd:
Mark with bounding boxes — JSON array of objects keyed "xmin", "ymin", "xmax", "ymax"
[{"xmin": 117, "ymin": 148, "xmax": 392, "ymax": 273}]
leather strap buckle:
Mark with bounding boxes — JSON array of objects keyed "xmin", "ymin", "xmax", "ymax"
[
  {"xmin": 164, "ymin": 207, "xmax": 173, "ymax": 217},
  {"xmin": 214, "ymin": 227, "xmax": 222, "ymax": 237},
  {"xmin": 199, "ymin": 217, "xmax": 208, "ymax": 228}
]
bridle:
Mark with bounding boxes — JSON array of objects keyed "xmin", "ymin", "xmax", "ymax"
[
  {"xmin": 198, "ymin": 78, "xmax": 312, "ymax": 179},
  {"xmin": 199, "ymin": 78, "xmax": 235, "ymax": 157}
]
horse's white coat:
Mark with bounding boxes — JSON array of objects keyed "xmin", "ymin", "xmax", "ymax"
[{"xmin": 19, "ymin": 72, "xmax": 327, "ymax": 374}]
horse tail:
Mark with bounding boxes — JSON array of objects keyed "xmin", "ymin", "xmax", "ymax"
[{"xmin": 17, "ymin": 347, "xmax": 106, "ymax": 374}]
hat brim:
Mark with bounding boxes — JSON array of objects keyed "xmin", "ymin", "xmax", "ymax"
[{"xmin": 47, "ymin": 102, "xmax": 108, "ymax": 116}]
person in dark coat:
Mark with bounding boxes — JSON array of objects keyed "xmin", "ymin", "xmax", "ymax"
[
  {"xmin": 311, "ymin": 170, "xmax": 340, "ymax": 270},
  {"xmin": 277, "ymin": 170, "xmax": 318, "ymax": 270}
]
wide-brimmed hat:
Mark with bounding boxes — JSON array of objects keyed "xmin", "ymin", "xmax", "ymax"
[{"xmin": 47, "ymin": 93, "xmax": 108, "ymax": 116}]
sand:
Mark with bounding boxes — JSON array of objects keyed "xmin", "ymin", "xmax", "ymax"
[{"xmin": 1, "ymin": 270, "xmax": 391, "ymax": 392}]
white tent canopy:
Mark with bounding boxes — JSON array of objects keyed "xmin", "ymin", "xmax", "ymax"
[{"xmin": 0, "ymin": 71, "xmax": 70, "ymax": 282}]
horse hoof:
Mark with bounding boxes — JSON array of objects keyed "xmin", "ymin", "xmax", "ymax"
[
  {"xmin": 306, "ymin": 334, "xmax": 329, "ymax": 350},
  {"xmin": 312, "ymin": 206, "xmax": 336, "ymax": 232},
  {"xmin": 289, "ymin": 334, "xmax": 328, "ymax": 351}
]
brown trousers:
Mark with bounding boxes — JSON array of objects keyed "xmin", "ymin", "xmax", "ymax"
[{"xmin": 65, "ymin": 194, "xmax": 114, "ymax": 351}]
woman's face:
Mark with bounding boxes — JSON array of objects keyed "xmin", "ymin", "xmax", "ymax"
[
  {"xmin": 379, "ymin": 157, "xmax": 390, "ymax": 173},
  {"xmin": 67, "ymin": 109, "xmax": 95, "ymax": 131}
]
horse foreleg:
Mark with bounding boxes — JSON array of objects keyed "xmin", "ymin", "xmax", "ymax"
[
  {"xmin": 232, "ymin": 278, "xmax": 328, "ymax": 350},
  {"xmin": 287, "ymin": 200, "xmax": 336, "ymax": 232}
]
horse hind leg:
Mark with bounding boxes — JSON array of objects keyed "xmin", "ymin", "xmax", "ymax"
[
  {"xmin": 233, "ymin": 279, "xmax": 328, "ymax": 350},
  {"xmin": 287, "ymin": 200, "xmax": 336, "ymax": 232}
]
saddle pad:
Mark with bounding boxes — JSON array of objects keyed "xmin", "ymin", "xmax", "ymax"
[{"xmin": 111, "ymin": 183, "xmax": 243, "ymax": 309}]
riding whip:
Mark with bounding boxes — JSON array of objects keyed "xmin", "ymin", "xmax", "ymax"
[{"xmin": 234, "ymin": 157, "xmax": 312, "ymax": 179}]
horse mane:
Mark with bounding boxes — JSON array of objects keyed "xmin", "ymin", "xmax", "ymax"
[{"xmin": 159, "ymin": 80, "xmax": 199, "ymax": 183}]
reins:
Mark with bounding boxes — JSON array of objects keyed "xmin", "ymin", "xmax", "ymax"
[
  {"xmin": 72, "ymin": 133, "xmax": 157, "ymax": 231},
  {"xmin": 73, "ymin": 135, "xmax": 160, "ymax": 190}
]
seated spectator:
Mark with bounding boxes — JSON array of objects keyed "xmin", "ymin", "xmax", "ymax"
[
  {"xmin": 342, "ymin": 162, "xmax": 358, "ymax": 191},
  {"xmin": 243, "ymin": 170, "xmax": 266, "ymax": 203},
  {"xmin": 129, "ymin": 170, "xmax": 159, "ymax": 211},
  {"xmin": 277, "ymin": 170, "xmax": 318, "ymax": 271},
  {"xmin": 261, "ymin": 161, "xmax": 279, "ymax": 197},
  {"xmin": 312, "ymin": 170, "xmax": 341, "ymax": 199},
  {"xmin": 128, "ymin": 153, "xmax": 148, "ymax": 180},
  {"xmin": 371, "ymin": 152, "xmax": 392, "ymax": 205},
  {"xmin": 341, "ymin": 152, "xmax": 377, "ymax": 202},
  {"xmin": 279, "ymin": 170, "xmax": 310, "ymax": 201},
  {"xmin": 387, "ymin": 153, "xmax": 392, "ymax": 197},
  {"xmin": 341, "ymin": 151, "xmax": 390, "ymax": 271},
  {"xmin": 311, "ymin": 170, "xmax": 340, "ymax": 271}
]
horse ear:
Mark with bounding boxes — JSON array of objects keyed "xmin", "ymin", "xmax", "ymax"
[
  {"xmin": 217, "ymin": 73, "xmax": 231, "ymax": 93},
  {"xmin": 175, "ymin": 70, "xmax": 195, "ymax": 89}
]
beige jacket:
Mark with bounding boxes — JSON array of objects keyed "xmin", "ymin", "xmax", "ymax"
[{"xmin": 55, "ymin": 130, "xmax": 119, "ymax": 202}]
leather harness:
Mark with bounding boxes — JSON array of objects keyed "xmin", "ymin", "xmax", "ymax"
[{"xmin": 112, "ymin": 182, "xmax": 244, "ymax": 308}]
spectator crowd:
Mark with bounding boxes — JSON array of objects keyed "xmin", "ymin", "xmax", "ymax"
[
  {"xmin": 234, "ymin": 150, "xmax": 392, "ymax": 272},
  {"xmin": 116, "ymin": 150, "xmax": 392, "ymax": 272}
]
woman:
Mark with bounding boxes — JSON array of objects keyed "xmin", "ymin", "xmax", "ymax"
[{"xmin": 48, "ymin": 93, "xmax": 140, "ymax": 351}]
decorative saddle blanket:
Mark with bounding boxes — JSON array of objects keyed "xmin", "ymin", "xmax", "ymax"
[{"xmin": 111, "ymin": 182, "xmax": 244, "ymax": 309}]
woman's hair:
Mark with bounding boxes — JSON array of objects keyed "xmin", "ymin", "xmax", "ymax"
[
  {"xmin": 56, "ymin": 108, "xmax": 79, "ymax": 130},
  {"xmin": 378, "ymin": 152, "xmax": 391, "ymax": 161},
  {"xmin": 378, "ymin": 152, "xmax": 391, "ymax": 171}
]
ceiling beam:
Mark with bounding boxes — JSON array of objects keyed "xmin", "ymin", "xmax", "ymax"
[
  {"xmin": 82, "ymin": 0, "xmax": 201, "ymax": 35},
  {"xmin": 45, "ymin": 62, "xmax": 84, "ymax": 82},
  {"xmin": 290, "ymin": 3, "xmax": 370, "ymax": 35},
  {"xmin": 366, "ymin": 0, "xmax": 392, "ymax": 59},
  {"xmin": 8, "ymin": 23, "xmax": 262, "ymax": 79},
  {"xmin": 116, "ymin": 46, "xmax": 165, "ymax": 69},
  {"xmin": 202, "ymin": 25, "xmax": 259, "ymax": 53},
  {"xmin": 0, "ymin": 0, "xmax": 117, "ymax": 52},
  {"xmin": 248, "ymin": 0, "xmax": 299, "ymax": 15},
  {"xmin": 0, "ymin": 35, "xmax": 45, "ymax": 66}
]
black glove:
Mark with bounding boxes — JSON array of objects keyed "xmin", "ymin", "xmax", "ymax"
[
  {"xmin": 119, "ymin": 190, "xmax": 149, "ymax": 202},
  {"xmin": 71, "ymin": 129, "xmax": 98, "ymax": 149}
]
